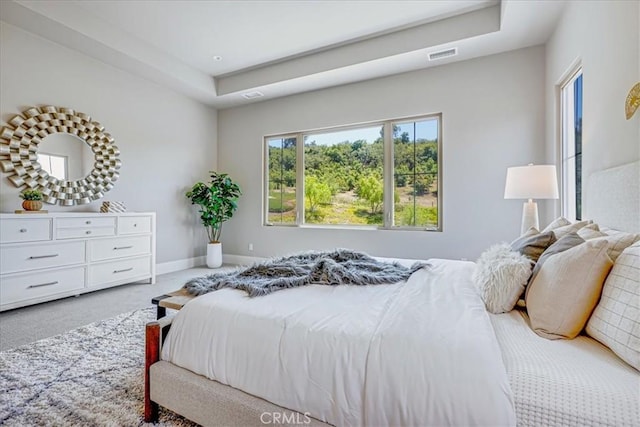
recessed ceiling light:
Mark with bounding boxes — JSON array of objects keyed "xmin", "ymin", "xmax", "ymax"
[
  {"xmin": 213, "ymin": 55, "xmax": 223, "ymax": 61},
  {"xmin": 242, "ymin": 91, "xmax": 264, "ymax": 100},
  {"xmin": 428, "ymin": 48, "xmax": 458, "ymax": 61}
]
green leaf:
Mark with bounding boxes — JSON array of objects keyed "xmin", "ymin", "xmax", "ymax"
[{"xmin": 186, "ymin": 171, "xmax": 242, "ymax": 242}]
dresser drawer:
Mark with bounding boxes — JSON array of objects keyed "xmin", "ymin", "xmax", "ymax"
[
  {"xmin": 89, "ymin": 235, "xmax": 151, "ymax": 262},
  {"xmin": 57, "ymin": 226, "xmax": 115, "ymax": 240},
  {"xmin": 56, "ymin": 217, "xmax": 116, "ymax": 229},
  {"xmin": 1, "ymin": 241, "xmax": 86, "ymax": 274},
  {"xmin": 119, "ymin": 216, "xmax": 152, "ymax": 235},
  {"xmin": 0, "ymin": 267, "xmax": 85, "ymax": 305},
  {"xmin": 88, "ymin": 256, "xmax": 151, "ymax": 286},
  {"xmin": 0, "ymin": 218, "xmax": 52, "ymax": 244}
]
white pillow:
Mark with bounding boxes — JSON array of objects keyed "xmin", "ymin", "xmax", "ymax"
[
  {"xmin": 474, "ymin": 243, "xmax": 533, "ymax": 314},
  {"xmin": 586, "ymin": 242, "xmax": 640, "ymax": 370}
]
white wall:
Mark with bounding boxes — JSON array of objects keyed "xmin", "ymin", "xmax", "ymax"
[
  {"xmin": 218, "ymin": 46, "xmax": 546, "ymax": 261},
  {"xmin": 0, "ymin": 23, "xmax": 218, "ymax": 264},
  {"xmin": 545, "ymin": 0, "xmax": 640, "ymax": 221}
]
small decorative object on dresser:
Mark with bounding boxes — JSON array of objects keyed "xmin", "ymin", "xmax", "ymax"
[
  {"xmin": 100, "ymin": 201, "xmax": 127, "ymax": 213},
  {"xmin": 18, "ymin": 189, "xmax": 45, "ymax": 212},
  {"xmin": 0, "ymin": 212, "xmax": 156, "ymax": 311},
  {"xmin": 186, "ymin": 171, "xmax": 241, "ymax": 268}
]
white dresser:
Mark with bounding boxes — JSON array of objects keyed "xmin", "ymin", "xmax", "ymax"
[{"xmin": 0, "ymin": 212, "xmax": 155, "ymax": 311}]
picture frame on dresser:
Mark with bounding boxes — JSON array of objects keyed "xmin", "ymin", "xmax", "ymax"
[{"xmin": 0, "ymin": 212, "xmax": 156, "ymax": 311}]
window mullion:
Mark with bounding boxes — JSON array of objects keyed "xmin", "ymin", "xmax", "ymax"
[
  {"xmin": 383, "ymin": 121, "xmax": 394, "ymax": 228},
  {"xmin": 263, "ymin": 140, "xmax": 269, "ymax": 224},
  {"xmin": 412, "ymin": 122, "xmax": 417, "ymax": 227},
  {"xmin": 296, "ymin": 133, "xmax": 304, "ymax": 225}
]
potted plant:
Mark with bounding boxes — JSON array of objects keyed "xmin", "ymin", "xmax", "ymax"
[
  {"xmin": 20, "ymin": 189, "xmax": 43, "ymax": 211},
  {"xmin": 186, "ymin": 171, "xmax": 241, "ymax": 268}
]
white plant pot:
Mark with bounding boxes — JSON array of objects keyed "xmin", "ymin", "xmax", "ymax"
[{"xmin": 206, "ymin": 242, "xmax": 223, "ymax": 268}]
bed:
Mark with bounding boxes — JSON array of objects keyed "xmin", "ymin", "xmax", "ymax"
[
  {"xmin": 144, "ymin": 161, "xmax": 640, "ymax": 426},
  {"xmin": 490, "ymin": 311, "xmax": 638, "ymax": 426}
]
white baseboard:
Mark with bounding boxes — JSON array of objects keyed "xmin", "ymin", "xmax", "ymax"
[
  {"xmin": 156, "ymin": 256, "xmax": 206, "ymax": 275},
  {"xmin": 156, "ymin": 254, "xmax": 265, "ymax": 274},
  {"xmin": 223, "ymin": 254, "xmax": 265, "ymax": 266}
]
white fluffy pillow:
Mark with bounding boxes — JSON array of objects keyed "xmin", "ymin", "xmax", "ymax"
[{"xmin": 474, "ymin": 243, "xmax": 533, "ymax": 314}]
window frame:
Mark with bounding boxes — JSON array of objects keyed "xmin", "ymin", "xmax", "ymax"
[
  {"xmin": 263, "ymin": 113, "xmax": 442, "ymax": 231},
  {"xmin": 559, "ymin": 66, "xmax": 583, "ymax": 221},
  {"xmin": 263, "ymin": 133, "xmax": 300, "ymax": 227},
  {"xmin": 388, "ymin": 115, "xmax": 443, "ymax": 231}
]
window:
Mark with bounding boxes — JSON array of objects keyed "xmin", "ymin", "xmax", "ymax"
[
  {"xmin": 560, "ymin": 69, "xmax": 583, "ymax": 221},
  {"xmin": 304, "ymin": 125, "xmax": 384, "ymax": 225},
  {"xmin": 37, "ymin": 153, "xmax": 68, "ymax": 180},
  {"xmin": 264, "ymin": 114, "xmax": 441, "ymax": 230},
  {"xmin": 393, "ymin": 119, "xmax": 439, "ymax": 228},
  {"xmin": 266, "ymin": 136, "xmax": 297, "ymax": 224}
]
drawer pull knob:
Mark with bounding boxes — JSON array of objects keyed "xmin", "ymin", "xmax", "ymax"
[
  {"xmin": 86, "ymin": 231, "xmax": 92, "ymax": 235},
  {"xmin": 114, "ymin": 246, "xmax": 134, "ymax": 250},
  {"xmin": 28, "ymin": 281, "xmax": 59, "ymax": 289},
  {"xmin": 134, "ymin": 224, "xmax": 137, "ymax": 227},
  {"xmin": 86, "ymin": 220, "xmax": 92, "ymax": 225},
  {"xmin": 114, "ymin": 267, "xmax": 134, "ymax": 274},
  {"xmin": 29, "ymin": 254, "xmax": 59, "ymax": 260},
  {"xmin": 19, "ymin": 228, "xmax": 27, "ymax": 233}
]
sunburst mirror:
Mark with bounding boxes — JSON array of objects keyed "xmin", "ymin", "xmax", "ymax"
[{"xmin": 0, "ymin": 105, "xmax": 121, "ymax": 206}]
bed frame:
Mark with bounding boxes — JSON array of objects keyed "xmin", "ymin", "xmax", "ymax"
[
  {"xmin": 144, "ymin": 160, "xmax": 639, "ymax": 426},
  {"xmin": 144, "ymin": 317, "xmax": 331, "ymax": 426}
]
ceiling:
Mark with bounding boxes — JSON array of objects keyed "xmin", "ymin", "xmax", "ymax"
[{"xmin": 0, "ymin": 0, "xmax": 565, "ymax": 109}]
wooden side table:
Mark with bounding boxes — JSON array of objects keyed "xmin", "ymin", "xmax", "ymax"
[{"xmin": 151, "ymin": 288, "xmax": 195, "ymax": 319}]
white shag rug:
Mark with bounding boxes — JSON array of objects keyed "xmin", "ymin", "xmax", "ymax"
[{"xmin": 0, "ymin": 307, "xmax": 197, "ymax": 426}]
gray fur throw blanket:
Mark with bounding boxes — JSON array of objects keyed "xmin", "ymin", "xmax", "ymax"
[{"xmin": 184, "ymin": 249, "xmax": 429, "ymax": 297}]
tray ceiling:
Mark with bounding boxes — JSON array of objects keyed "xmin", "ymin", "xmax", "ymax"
[{"xmin": 0, "ymin": 0, "xmax": 565, "ymax": 108}]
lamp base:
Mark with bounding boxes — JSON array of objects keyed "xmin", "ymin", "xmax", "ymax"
[{"xmin": 521, "ymin": 200, "xmax": 539, "ymax": 235}]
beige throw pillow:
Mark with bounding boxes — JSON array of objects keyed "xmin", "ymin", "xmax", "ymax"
[
  {"xmin": 586, "ymin": 243, "xmax": 640, "ymax": 370},
  {"xmin": 517, "ymin": 227, "xmax": 539, "ymax": 239},
  {"xmin": 551, "ymin": 220, "xmax": 591, "ymax": 239},
  {"xmin": 577, "ymin": 225, "xmax": 640, "ymax": 262},
  {"xmin": 526, "ymin": 239, "xmax": 613, "ymax": 339},
  {"xmin": 527, "ymin": 232, "xmax": 586, "ymax": 288},
  {"xmin": 577, "ymin": 223, "xmax": 604, "ymax": 240},
  {"xmin": 542, "ymin": 217, "xmax": 571, "ymax": 233}
]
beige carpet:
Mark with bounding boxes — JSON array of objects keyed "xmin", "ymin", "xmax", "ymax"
[{"xmin": 0, "ymin": 266, "xmax": 228, "ymax": 351}]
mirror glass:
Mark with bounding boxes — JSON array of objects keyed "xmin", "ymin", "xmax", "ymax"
[{"xmin": 38, "ymin": 133, "xmax": 94, "ymax": 181}]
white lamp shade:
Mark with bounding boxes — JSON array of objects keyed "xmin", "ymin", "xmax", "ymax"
[{"xmin": 504, "ymin": 164, "xmax": 559, "ymax": 199}]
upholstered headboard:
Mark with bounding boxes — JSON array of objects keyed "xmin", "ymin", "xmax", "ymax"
[{"xmin": 586, "ymin": 160, "xmax": 640, "ymax": 233}]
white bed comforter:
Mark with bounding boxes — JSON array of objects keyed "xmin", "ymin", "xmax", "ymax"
[{"xmin": 161, "ymin": 259, "xmax": 516, "ymax": 426}]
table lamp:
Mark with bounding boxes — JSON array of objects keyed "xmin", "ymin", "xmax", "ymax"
[{"xmin": 504, "ymin": 164, "xmax": 559, "ymax": 234}]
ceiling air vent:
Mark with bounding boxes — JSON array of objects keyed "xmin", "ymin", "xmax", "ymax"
[
  {"xmin": 428, "ymin": 48, "xmax": 457, "ymax": 61},
  {"xmin": 242, "ymin": 91, "xmax": 264, "ymax": 100}
]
